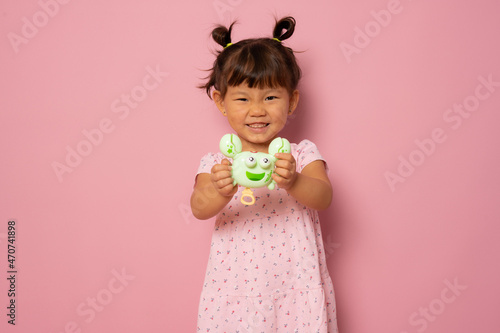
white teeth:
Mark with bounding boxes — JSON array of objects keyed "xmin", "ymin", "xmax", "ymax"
[{"xmin": 248, "ymin": 123, "xmax": 268, "ymax": 128}]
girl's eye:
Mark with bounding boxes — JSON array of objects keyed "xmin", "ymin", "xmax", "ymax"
[
  {"xmin": 245, "ymin": 156, "xmax": 257, "ymax": 168},
  {"xmin": 265, "ymin": 96, "xmax": 277, "ymax": 101},
  {"xmin": 236, "ymin": 98, "xmax": 248, "ymax": 102},
  {"xmin": 259, "ymin": 157, "xmax": 272, "ymax": 169}
]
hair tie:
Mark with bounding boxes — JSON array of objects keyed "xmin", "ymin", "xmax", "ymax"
[{"xmin": 273, "ymin": 37, "xmax": 281, "ymax": 43}]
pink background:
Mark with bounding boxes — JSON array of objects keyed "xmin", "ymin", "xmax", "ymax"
[{"xmin": 1, "ymin": 0, "xmax": 499, "ymax": 332}]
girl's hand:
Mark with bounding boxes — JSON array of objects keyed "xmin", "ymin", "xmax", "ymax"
[
  {"xmin": 210, "ymin": 159, "xmax": 238, "ymax": 197},
  {"xmin": 272, "ymin": 153, "xmax": 297, "ymax": 191}
]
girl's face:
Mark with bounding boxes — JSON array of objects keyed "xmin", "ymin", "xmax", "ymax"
[{"xmin": 213, "ymin": 83, "xmax": 299, "ymax": 152}]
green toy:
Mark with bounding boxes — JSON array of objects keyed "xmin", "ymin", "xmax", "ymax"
[{"xmin": 219, "ymin": 133, "xmax": 291, "ymax": 205}]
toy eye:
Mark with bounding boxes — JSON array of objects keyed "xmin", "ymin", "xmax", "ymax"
[
  {"xmin": 259, "ymin": 157, "xmax": 272, "ymax": 169},
  {"xmin": 245, "ymin": 156, "xmax": 257, "ymax": 168}
]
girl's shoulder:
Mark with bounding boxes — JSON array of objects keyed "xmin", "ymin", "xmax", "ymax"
[
  {"xmin": 291, "ymin": 139, "xmax": 327, "ymax": 172},
  {"xmin": 196, "ymin": 152, "xmax": 226, "ymax": 175},
  {"xmin": 292, "ymin": 139, "xmax": 319, "ymax": 153}
]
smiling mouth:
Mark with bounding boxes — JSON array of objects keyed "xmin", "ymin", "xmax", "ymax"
[
  {"xmin": 246, "ymin": 123, "xmax": 269, "ymax": 128},
  {"xmin": 246, "ymin": 171, "xmax": 265, "ymax": 181}
]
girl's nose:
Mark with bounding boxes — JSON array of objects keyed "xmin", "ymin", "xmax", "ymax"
[{"xmin": 249, "ymin": 103, "xmax": 266, "ymax": 116}]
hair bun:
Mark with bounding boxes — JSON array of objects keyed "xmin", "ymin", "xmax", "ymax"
[
  {"xmin": 273, "ymin": 17, "xmax": 296, "ymax": 42},
  {"xmin": 211, "ymin": 23, "xmax": 235, "ymax": 48}
]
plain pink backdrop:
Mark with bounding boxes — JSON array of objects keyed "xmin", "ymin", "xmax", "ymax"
[{"xmin": 1, "ymin": 0, "xmax": 499, "ymax": 332}]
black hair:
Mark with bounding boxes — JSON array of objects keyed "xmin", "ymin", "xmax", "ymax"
[{"xmin": 200, "ymin": 17, "xmax": 302, "ymax": 99}]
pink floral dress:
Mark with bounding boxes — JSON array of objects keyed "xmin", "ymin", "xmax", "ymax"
[{"xmin": 196, "ymin": 140, "xmax": 339, "ymax": 332}]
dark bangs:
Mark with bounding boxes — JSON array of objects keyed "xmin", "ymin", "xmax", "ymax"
[
  {"xmin": 220, "ymin": 39, "xmax": 301, "ymax": 96},
  {"xmin": 199, "ymin": 17, "xmax": 302, "ymax": 99}
]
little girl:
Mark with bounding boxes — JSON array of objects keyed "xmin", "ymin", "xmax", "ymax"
[{"xmin": 191, "ymin": 17, "xmax": 339, "ymax": 332}]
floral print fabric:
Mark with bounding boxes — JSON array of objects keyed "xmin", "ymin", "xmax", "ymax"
[{"xmin": 196, "ymin": 140, "xmax": 339, "ymax": 332}]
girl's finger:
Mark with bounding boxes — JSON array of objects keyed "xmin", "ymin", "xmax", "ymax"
[
  {"xmin": 274, "ymin": 167, "xmax": 293, "ymax": 180},
  {"xmin": 211, "ymin": 164, "xmax": 232, "ymax": 174},
  {"xmin": 212, "ymin": 171, "xmax": 231, "ymax": 182},
  {"xmin": 274, "ymin": 153, "xmax": 294, "ymax": 161}
]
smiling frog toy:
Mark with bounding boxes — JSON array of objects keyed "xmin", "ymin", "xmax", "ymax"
[{"xmin": 219, "ymin": 133, "xmax": 291, "ymax": 205}]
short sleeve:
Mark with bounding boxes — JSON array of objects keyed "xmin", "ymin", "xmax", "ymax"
[
  {"xmin": 293, "ymin": 140, "xmax": 329, "ymax": 174},
  {"xmin": 196, "ymin": 152, "xmax": 225, "ymax": 175}
]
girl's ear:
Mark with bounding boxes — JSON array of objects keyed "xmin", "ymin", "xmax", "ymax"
[
  {"xmin": 212, "ymin": 90, "xmax": 226, "ymax": 116},
  {"xmin": 288, "ymin": 90, "xmax": 300, "ymax": 115}
]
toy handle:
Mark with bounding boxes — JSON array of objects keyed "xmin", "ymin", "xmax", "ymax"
[{"xmin": 241, "ymin": 188, "xmax": 256, "ymax": 205}]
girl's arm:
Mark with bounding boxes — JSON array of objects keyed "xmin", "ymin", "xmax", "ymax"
[
  {"xmin": 190, "ymin": 159, "xmax": 237, "ymax": 220},
  {"xmin": 272, "ymin": 154, "xmax": 332, "ymax": 211}
]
